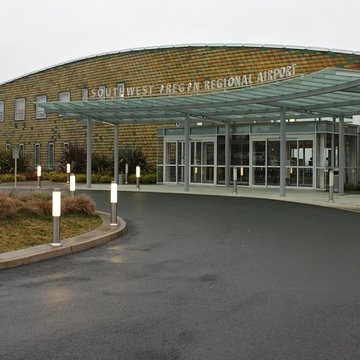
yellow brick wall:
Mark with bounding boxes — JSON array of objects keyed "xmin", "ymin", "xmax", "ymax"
[{"xmin": 1, "ymin": 45, "xmax": 359, "ymax": 170}]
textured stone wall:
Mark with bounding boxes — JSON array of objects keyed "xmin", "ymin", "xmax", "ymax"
[{"xmin": 1, "ymin": 45, "xmax": 359, "ymax": 170}]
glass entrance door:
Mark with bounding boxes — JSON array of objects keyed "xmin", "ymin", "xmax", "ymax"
[{"xmin": 191, "ymin": 140, "xmax": 215, "ymax": 184}]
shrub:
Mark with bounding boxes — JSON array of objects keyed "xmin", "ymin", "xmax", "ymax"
[
  {"xmin": 0, "ymin": 174, "xmax": 26, "ymax": 183},
  {"xmin": 345, "ymin": 182, "xmax": 360, "ymax": 191},
  {"xmin": 0, "ymin": 192, "xmax": 23, "ymax": 219},
  {"xmin": 0, "ymin": 150, "xmax": 32, "ymax": 174},
  {"xmin": 119, "ymin": 147, "xmax": 153, "ymax": 174},
  {"xmin": 0, "ymin": 192, "xmax": 97, "ymax": 219},
  {"xmin": 62, "ymin": 195, "xmax": 96, "ymax": 215},
  {"xmin": 58, "ymin": 143, "xmax": 87, "ymax": 173},
  {"xmin": 127, "ymin": 173, "xmax": 157, "ymax": 184}
]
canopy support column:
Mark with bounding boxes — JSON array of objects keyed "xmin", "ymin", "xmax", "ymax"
[
  {"xmin": 114, "ymin": 124, "xmax": 119, "ymax": 184},
  {"xmin": 339, "ymin": 116, "xmax": 345, "ymax": 195},
  {"xmin": 184, "ymin": 114, "xmax": 190, "ymax": 192},
  {"xmin": 86, "ymin": 117, "xmax": 93, "ymax": 189},
  {"xmin": 225, "ymin": 122, "xmax": 230, "ymax": 187},
  {"xmin": 280, "ymin": 108, "xmax": 286, "ymax": 197}
]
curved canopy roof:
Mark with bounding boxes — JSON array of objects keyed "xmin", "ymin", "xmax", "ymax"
[{"xmin": 41, "ymin": 68, "xmax": 360, "ymax": 125}]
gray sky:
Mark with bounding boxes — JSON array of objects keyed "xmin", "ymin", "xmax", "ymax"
[{"xmin": 1, "ymin": 0, "xmax": 359, "ymax": 84}]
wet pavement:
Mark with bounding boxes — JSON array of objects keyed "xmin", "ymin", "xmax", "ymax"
[{"xmin": 1, "ymin": 189, "xmax": 360, "ymax": 359}]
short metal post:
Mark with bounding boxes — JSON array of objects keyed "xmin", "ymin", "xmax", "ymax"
[
  {"xmin": 51, "ymin": 189, "xmax": 62, "ymax": 247},
  {"xmin": 69, "ymin": 173, "xmax": 76, "ymax": 199},
  {"xmin": 329, "ymin": 169, "xmax": 334, "ymax": 203},
  {"xmin": 110, "ymin": 181, "xmax": 118, "ymax": 226},
  {"xmin": 125, "ymin": 163, "xmax": 129, "ymax": 184},
  {"xmin": 37, "ymin": 165, "xmax": 41, "ymax": 188},
  {"xmin": 233, "ymin": 167, "xmax": 238, "ymax": 194},
  {"xmin": 136, "ymin": 166, "xmax": 140, "ymax": 190}
]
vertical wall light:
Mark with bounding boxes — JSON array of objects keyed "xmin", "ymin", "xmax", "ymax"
[
  {"xmin": 37, "ymin": 165, "xmax": 42, "ymax": 188},
  {"xmin": 69, "ymin": 173, "xmax": 76, "ymax": 198},
  {"xmin": 136, "ymin": 166, "xmax": 141, "ymax": 190},
  {"xmin": 110, "ymin": 181, "xmax": 118, "ymax": 226},
  {"xmin": 51, "ymin": 188, "xmax": 62, "ymax": 247}
]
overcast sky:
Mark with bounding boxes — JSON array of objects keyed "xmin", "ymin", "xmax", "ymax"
[{"xmin": 0, "ymin": 0, "xmax": 359, "ymax": 84}]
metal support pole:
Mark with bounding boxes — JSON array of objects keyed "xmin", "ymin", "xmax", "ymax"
[
  {"xmin": 328, "ymin": 169, "xmax": 334, "ymax": 202},
  {"xmin": 339, "ymin": 116, "xmax": 345, "ymax": 195},
  {"xmin": 184, "ymin": 114, "xmax": 190, "ymax": 192},
  {"xmin": 225, "ymin": 122, "xmax": 230, "ymax": 187},
  {"xmin": 86, "ymin": 117, "xmax": 92, "ymax": 189},
  {"xmin": 280, "ymin": 108, "xmax": 286, "ymax": 197},
  {"xmin": 114, "ymin": 124, "xmax": 119, "ymax": 184},
  {"xmin": 232, "ymin": 167, "xmax": 238, "ymax": 194}
]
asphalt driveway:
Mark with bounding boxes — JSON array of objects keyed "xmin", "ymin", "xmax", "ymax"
[{"xmin": 1, "ymin": 191, "xmax": 360, "ymax": 360}]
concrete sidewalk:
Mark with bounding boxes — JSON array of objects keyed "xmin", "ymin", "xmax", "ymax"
[{"xmin": 1, "ymin": 180, "xmax": 360, "ymax": 213}]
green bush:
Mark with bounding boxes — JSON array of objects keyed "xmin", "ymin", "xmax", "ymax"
[
  {"xmin": 119, "ymin": 147, "xmax": 153, "ymax": 174},
  {"xmin": 345, "ymin": 182, "xmax": 360, "ymax": 191},
  {"xmin": 0, "ymin": 149, "xmax": 32, "ymax": 174},
  {"xmin": 47, "ymin": 171, "xmax": 67, "ymax": 182},
  {"xmin": 127, "ymin": 173, "xmax": 157, "ymax": 184},
  {"xmin": 0, "ymin": 174, "xmax": 26, "ymax": 183}
]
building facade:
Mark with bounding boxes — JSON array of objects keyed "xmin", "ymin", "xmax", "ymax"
[{"xmin": 1, "ymin": 44, "xmax": 360, "ymax": 189}]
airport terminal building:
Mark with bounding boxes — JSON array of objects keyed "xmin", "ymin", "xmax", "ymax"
[{"xmin": 1, "ymin": 44, "xmax": 360, "ymax": 194}]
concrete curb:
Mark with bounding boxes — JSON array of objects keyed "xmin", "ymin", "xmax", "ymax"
[{"xmin": 0, "ymin": 212, "xmax": 127, "ymax": 270}]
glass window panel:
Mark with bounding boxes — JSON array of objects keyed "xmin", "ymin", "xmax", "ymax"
[
  {"xmin": 217, "ymin": 136, "xmax": 225, "ymax": 165},
  {"xmin": 287, "ymin": 140, "xmax": 297, "ymax": 166},
  {"xmin": 59, "ymin": 91, "xmax": 70, "ymax": 102},
  {"xmin": 15, "ymin": 99, "xmax": 25, "ymax": 121},
  {"xmin": 36, "ymin": 95, "xmax": 46, "ymax": 119},
  {"xmin": 299, "ymin": 140, "xmax": 313, "ymax": 166},
  {"xmin": 165, "ymin": 142, "xmax": 176, "ymax": 164},
  {"xmin": 0, "ymin": 101, "xmax": 4, "ymax": 121},
  {"xmin": 267, "ymin": 167, "xmax": 280, "ymax": 185},
  {"xmin": 253, "ymin": 167, "xmax": 265, "ymax": 185},
  {"xmin": 253, "ymin": 141, "xmax": 265, "ymax": 166},
  {"xmin": 231, "ymin": 135, "xmax": 249, "ymax": 165},
  {"xmin": 267, "ymin": 141, "xmax": 280, "ymax": 166},
  {"xmin": 299, "ymin": 168, "xmax": 313, "ymax": 187}
]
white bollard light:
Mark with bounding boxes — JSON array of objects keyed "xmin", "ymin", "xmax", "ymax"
[
  {"xmin": 51, "ymin": 189, "xmax": 62, "ymax": 247},
  {"xmin": 125, "ymin": 163, "xmax": 129, "ymax": 184},
  {"xmin": 110, "ymin": 181, "xmax": 118, "ymax": 226},
  {"xmin": 233, "ymin": 167, "xmax": 238, "ymax": 194},
  {"xmin": 69, "ymin": 173, "xmax": 76, "ymax": 198},
  {"xmin": 37, "ymin": 165, "xmax": 42, "ymax": 188},
  {"xmin": 136, "ymin": 166, "xmax": 141, "ymax": 190},
  {"xmin": 66, "ymin": 163, "xmax": 71, "ymax": 183}
]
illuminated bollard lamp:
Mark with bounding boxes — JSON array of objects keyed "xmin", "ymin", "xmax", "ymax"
[
  {"xmin": 328, "ymin": 169, "xmax": 335, "ymax": 203},
  {"xmin": 66, "ymin": 163, "xmax": 71, "ymax": 184},
  {"xmin": 125, "ymin": 163, "xmax": 129, "ymax": 185},
  {"xmin": 37, "ymin": 165, "xmax": 42, "ymax": 188},
  {"xmin": 110, "ymin": 181, "xmax": 118, "ymax": 226},
  {"xmin": 69, "ymin": 173, "xmax": 76, "ymax": 198},
  {"xmin": 51, "ymin": 188, "xmax": 62, "ymax": 247},
  {"xmin": 136, "ymin": 166, "xmax": 141, "ymax": 190},
  {"xmin": 233, "ymin": 167, "xmax": 238, "ymax": 194}
]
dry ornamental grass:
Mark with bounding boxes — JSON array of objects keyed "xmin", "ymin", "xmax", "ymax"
[{"xmin": 0, "ymin": 192, "xmax": 102, "ymax": 253}]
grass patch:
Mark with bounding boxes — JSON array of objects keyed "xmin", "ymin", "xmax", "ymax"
[
  {"xmin": 0, "ymin": 192, "xmax": 102, "ymax": 253},
  {"xmin": 0, "ymin": 213, "xmax": 102, "ymax": 253}
]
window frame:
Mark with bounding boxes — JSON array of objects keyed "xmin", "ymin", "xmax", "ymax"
[
  {"xmin": 36, "ymin": 95, "xmax": 47, "ymax": 119},
  {"xmin": 15, "ymin": 98, "xmax": 26, "ymax": 121},
  {"xmin": 59, "ymin": 91, "xmax": 70, "ymax": 102},
  {"xmin": 0, "ymin": 100, "xmax": 4, "ymax": 122}
]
